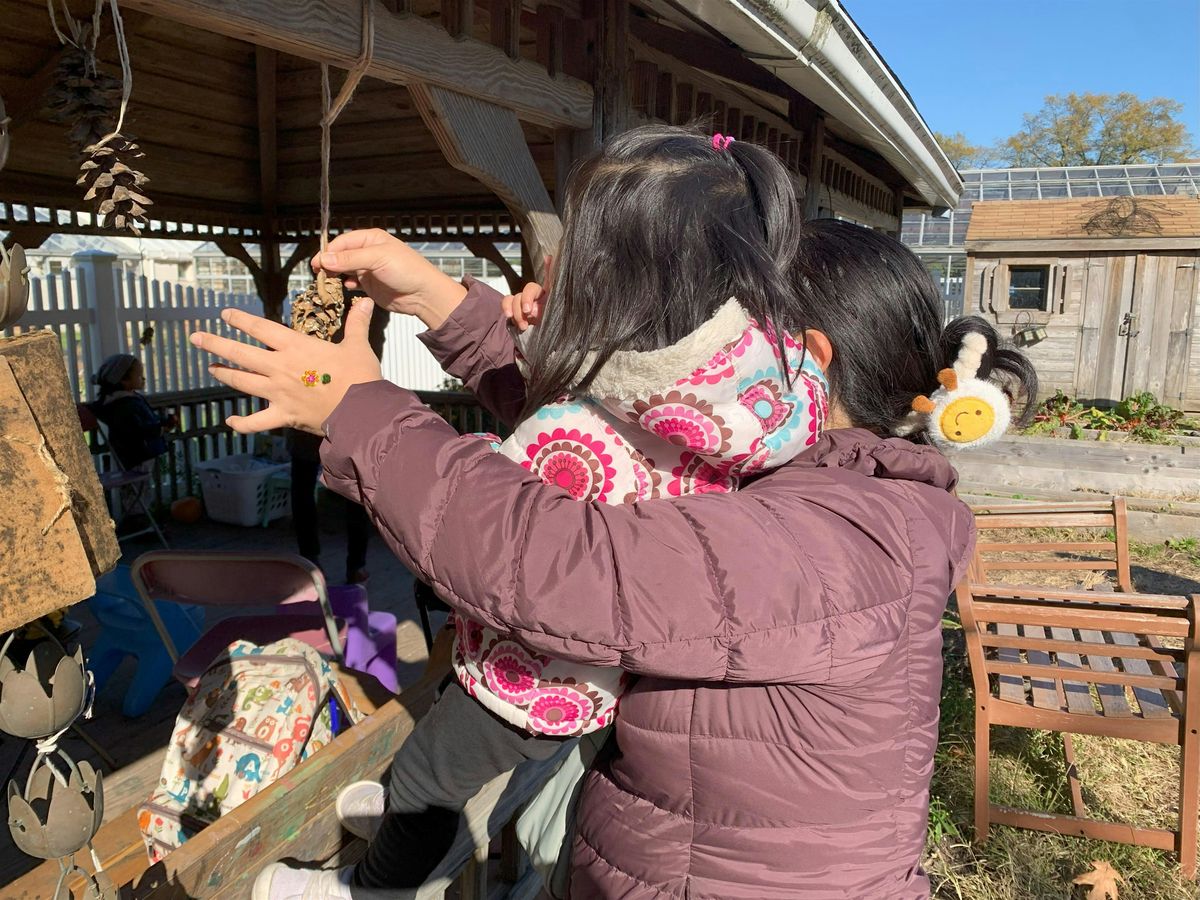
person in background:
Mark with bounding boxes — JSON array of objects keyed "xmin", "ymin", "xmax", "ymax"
[
  {"xmin": 91, "ymin": 353, "xmax": 175, "ymax": 470},
  {"xmin": 288, "ymin": 301, "xmax": 389, "ymax": 584}
]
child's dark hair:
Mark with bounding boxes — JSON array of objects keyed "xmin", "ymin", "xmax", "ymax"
[
  {"xmin": 522, "ymin": 123, "xmax": 800, "ymax": 413},
  {"xmin": 788, "ymin": 219, "xmax": 1038, "ymax": 440}
]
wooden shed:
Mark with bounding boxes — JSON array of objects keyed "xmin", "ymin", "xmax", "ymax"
[{"xmin": 965, "ymin": 194, "xmax": 1200, "ymax": 411}]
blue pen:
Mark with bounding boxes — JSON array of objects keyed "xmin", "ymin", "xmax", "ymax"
[{"xmin": 329, "ymin": 698, "xmax": 341, "ymax": 735}]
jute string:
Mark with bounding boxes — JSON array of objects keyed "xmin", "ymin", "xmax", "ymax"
[{"xmin": 317, "ymin": 0, "xmax": 375, "ymax": 300}]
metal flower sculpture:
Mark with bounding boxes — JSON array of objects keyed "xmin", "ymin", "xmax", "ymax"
[
  {"xmin": 8, "ymin": 759, "xmax": 104, "ymax": 859},
  {"xmin": 0, "ymin": 637, "xmax": 89, "ymax": 739}
]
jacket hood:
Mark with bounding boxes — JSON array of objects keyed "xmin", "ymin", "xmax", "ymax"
[
  {"xmin": 517, "ymin": 299, "xmax": 830, "ymax": 477},
  {"xmin": 795, "ymin": 427, "xmax": 960, "ymax": 492}
]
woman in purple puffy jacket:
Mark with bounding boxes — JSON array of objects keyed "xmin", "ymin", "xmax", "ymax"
[{"xmin": 193, "ymin": 125, "xmax": 1035, "ymax": 899}]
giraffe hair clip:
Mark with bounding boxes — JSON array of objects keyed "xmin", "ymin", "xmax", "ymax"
[{"xmin": 894, "ymin": 332, "xmax": 1011, "ymax": 451}]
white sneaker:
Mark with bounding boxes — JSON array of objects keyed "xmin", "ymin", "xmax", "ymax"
[
  {"xmin": 251, "ymin": 863, "xmax": 353, "ymax": 900},
  {"xmin": 336, "ymin": 780, "xmax": 386, "ymax": 841}
]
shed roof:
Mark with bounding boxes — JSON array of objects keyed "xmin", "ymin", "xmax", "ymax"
[{"xmin": 964, "ymin": 196, "xmax": 1200, "ymax": 243}]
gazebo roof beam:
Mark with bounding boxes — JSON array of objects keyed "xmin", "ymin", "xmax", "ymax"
[{"xmin": 118, "ymin": 0, "xmax": 594, "ymax": 129}]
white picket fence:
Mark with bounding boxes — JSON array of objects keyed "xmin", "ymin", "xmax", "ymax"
[
  {"xmin": 3, "ymin": 250, "xmax": 263, "ymax": 401},
  {"xmin": 3, "ymin": 250, "xmax": 453, "ymax": 401}
]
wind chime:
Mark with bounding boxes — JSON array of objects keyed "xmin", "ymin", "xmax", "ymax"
[
  {"xmin": 44, "ymin": 0, "xmax": 152, "ymax": 235},
  {"xmin": 2, "ymin": 629, "xmax": 113, "ymax": 899},
  {"xmin": 291, "ymin": 0, "xmax": 375, "ymax": 340}
]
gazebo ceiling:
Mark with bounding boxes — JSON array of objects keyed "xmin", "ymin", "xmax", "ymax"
[{"xmin": 0, "ymin": 0, "xmax": 553, "ymax": 227}]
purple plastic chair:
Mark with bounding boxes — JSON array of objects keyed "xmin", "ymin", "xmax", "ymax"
[{"xmin": 130, "ymin": 551, "xmax": 398, "ymax": 694}]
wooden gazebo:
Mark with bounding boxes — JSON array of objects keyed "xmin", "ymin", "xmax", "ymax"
[{"xmin": 2, "ymin": 0, "xmax": 960, "ymax": 322}]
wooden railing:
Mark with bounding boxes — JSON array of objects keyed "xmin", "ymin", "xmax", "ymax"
[{"xmin": 85, "ymin": 387, "xmax": 502, "ymax": 510}]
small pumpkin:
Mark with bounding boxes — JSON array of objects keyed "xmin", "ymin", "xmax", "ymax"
[{"xmin": 170, "ymin": 496, "xmax": 203, "ymax": 524}]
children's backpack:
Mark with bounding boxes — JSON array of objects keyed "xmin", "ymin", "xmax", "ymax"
[{"xmin": 139, "ymin": 637, "xmax": 359, "ymax": 862}]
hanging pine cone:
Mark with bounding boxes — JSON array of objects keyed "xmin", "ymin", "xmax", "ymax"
[
  {"xmin": 44, "ymin": 41, "xmax": 123, "ymax": 153},
  {"xmin": 76, "ymin": 137, "xmax": 152, "ymax": 234},
  {"xmin": 291, "ymin": 275, "xmax": 345, "ymax": 340}
]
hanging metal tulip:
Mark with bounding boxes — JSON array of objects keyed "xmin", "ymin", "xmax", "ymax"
[
  {"xmin": 8, "ymin": 759, "xmax": 104, "ymax": 859},
  {"xmin": 0, "ymin": 242, "xmax": 30, "ymax": 331},
  {"xmin": 0, "ymin": 635, "xmax": 89, "ymax": 740}
]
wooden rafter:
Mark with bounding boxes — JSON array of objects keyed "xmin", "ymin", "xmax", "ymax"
[
  {"xmin": 463, "ymin": 236, "xmax": 522, "ymax": 294},
  {"xmin": 412, "ymin": 82, "xmax": 560, "ymax": 283},
  {"xmin": 118, "ymin": 0, "xmax": 593, "ymax": 129}
]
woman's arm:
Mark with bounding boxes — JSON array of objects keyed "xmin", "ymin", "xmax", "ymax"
[
  {"xmin": 322, "ymin": 381, "xmax": 973, "ymax": 686},
  {"xmin": 417, "ymin": 279, "xmax": 527, "ymax": 427}
]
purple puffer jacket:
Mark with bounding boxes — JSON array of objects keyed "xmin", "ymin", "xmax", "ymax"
[{"xmin": 321, "ymin": 284, "xmax": 975, "ymax": 899}]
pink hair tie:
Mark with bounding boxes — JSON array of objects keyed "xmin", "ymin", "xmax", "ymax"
[{"xmin": 711, "ymin": 133, "xmax": 735, "ymax": 151}]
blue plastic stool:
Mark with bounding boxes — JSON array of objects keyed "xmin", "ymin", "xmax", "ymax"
[{"xmin": 86, "ymin": 565, "xmax": 205, "ymax": 718}]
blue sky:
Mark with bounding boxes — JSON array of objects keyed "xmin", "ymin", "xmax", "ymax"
[{"xmin": 845, "ymin": 0, "xmax": 1199, "ymax": 151}]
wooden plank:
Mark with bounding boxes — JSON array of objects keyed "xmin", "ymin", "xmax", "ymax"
[
  {"xmin": 256, "ymin": 47, "xmax": 279, "ymax": 217},
  {"xmin": 977, "ymin": 541, "xmax": 1115, "ymax": 553},
  {"xmin": 986, "ymin": 660, "xmax": 1181, "ymax": 693},
  {"xmin": 411, "ymin": 83, "xmax": 561, "ymax": 283},
  {"xmin": 535, "ymin": 4, "xmax": 564, "ymax": 77},
  {"xmin": 1165, "ymin": 254, "xmax": 1198, "ymax": 407},
  {"xmin": 970, "ymin": 586, "xmax": 1189, "ymax": 609},
  {"xmin": 1077, "ymin": 628, "xmax": 1133, "ymax": 717},
  {"xmin": 980, "ymin": 560, "xmax": 1118, "ymax": 573},
  {"xmin": 994, "ymin": 623, "xmax": 1026, "ymax": 704},
  {"xmin": 119, "ymin": 0, "xmax": 593, "ymax": 130},
  {"xmin": 1021, "ymin": 624, "xmax": 1061, "ymax": 710},
  {"xmin": 990, "ymin": 805, "xmax": 1177, "ymax": 851},
  {"xmin": 1048, "ymin": 626, "xmax": 1098, "ymax": 715},
  {"xmin": 971, "ymin": 602, "xmax": 1191, "ymax": 638},
  {"xmin": 980, "ymin": 633, "xmax": 1184, "ymax": 663},
  {"xmin": 1108, "ymin": 631, "xmax": 1174, "ymax": 719}
]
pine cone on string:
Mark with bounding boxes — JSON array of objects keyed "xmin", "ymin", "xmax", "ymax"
[
  {"xmin": 76, "ymin": 136, "xmax": 153, "ymax": 234},
  {"xmin": 44, "ymin": 41, "xmax": 123, "ymax": 153},
  {"xmin": 291, "ymin": 274, "xmax": 345, "ymax": 340}
]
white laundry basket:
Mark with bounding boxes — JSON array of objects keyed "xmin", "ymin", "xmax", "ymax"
[{"xmin": 197, "ymin": 455, "xmax": 291, "ymax": 527}]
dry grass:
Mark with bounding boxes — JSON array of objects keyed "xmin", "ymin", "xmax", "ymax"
[{"xmin": 927, "ymin": 533, "xmax": 1200, "ymax": 899}]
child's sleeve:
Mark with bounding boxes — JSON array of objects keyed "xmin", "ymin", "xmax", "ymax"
[{"xmin": 417, "ymin": 278, "xmax": 527, "ymax": 427}]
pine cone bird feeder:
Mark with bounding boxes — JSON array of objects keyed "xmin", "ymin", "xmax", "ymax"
[
  {"xmin": 76, "ymin": 137, "xmax": 152, "ymax": 234},
  {"xmin": 291, "ymin": 274, "xmax": 345, "ymax": 341}
]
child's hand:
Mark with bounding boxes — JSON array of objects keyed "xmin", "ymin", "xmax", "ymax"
[{"xmin": 502, "ymin": 282, "xmax": 547, "ymax": 332}]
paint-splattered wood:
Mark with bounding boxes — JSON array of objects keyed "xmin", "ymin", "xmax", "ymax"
[{"xmin": 117, "ymin": 0, "xmax": 592, "ymax": 129}]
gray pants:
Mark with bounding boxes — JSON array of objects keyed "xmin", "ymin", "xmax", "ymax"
[{"xmin": 350, "ymin": 681, "xmax": 564, "ymax": 897}]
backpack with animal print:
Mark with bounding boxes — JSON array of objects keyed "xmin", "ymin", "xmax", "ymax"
[{"xmin": 138, "ymin": 638, "xmax": 359, "ymax": 862}]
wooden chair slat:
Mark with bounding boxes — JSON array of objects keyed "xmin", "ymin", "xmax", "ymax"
[
  {"xmin": 981, "ymin": 560, "xmax": 1118, "ymax": 572},
  {"xmin": 976, "ymin": 541, "xmax": 1115, "ymax": 553},
  {"xmin": 971, "ymin": 602, "xmax": 1192, "ymax": 637},
  {"xmin": 986, "ymin": 660, "xmax": 1181, "ymax": 693},
  {"xmin": 1108, "ymin": 631, "xmax": 1176, "ymax": 719},
  {"xmin": 994, "ymin": 623, "xmax": 1027, "ymax": 703},
  {"xmin": 972, "ymin": 502, "xmax": 1115, "ymax": 515},
  {"xmin": 979, "ymin": 632, "xmax": 1185, "ymax": 663},
  {"xmin": 970, "ymin": 585, "xmax": 1189, "ymax": 609},
  {"xmin": 1048, "ymin": 626, "xmax": 1098, "ymax": 715},
  {"xmin": 1076, "ymin": 628, "xmax": 1134, "ymax": 717},
  {"xmin": 1022, "ymin": 624, "xmax": 1062, "ymax": 710},
  {"xmin": 970, "ymin": 513, "xmax": 1115, "ymax": 528}
]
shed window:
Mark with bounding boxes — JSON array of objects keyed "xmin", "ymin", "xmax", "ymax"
[{"xmin": 1008, "ymin": 266, "xmax": 1050, "ymax": 310}]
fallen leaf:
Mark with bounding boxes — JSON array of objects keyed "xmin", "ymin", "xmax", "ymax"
[{"xmin": 1073, "ymin": 860, "xmax": 1124, "ymax": 900}]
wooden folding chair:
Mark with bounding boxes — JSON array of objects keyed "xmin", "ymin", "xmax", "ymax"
[
  {"xmin": 971, "ymin": 498, "xmax": 1132, "ymax": 593},
  {"xmin": 957, "ymin": 565, "xmax": 1200, "ymax": 875}
]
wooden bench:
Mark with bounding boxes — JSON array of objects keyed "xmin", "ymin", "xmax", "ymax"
[
  {"xmin": 956, "ymin": 564, "xmax": 1200, "ymax": 875},
  {"xmin": 971, "ymin": 497, "xmax": 1133, "ymax": 593}
]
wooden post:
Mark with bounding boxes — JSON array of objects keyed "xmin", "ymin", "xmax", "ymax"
[
  {"xmin": 73, "ymin": 251, "xmax": 123, "ymax": 364},
  {"xmin": 256, "ymin": 46, "xmax": 286, "ymax": 321},
  {"xmin": 412, "ymin": 83, "xmax": 562, "ymax": 283},
  {"xmin": 463, "ymin": 237, "xmax": 523, "ymax": 294},
  {"xmin": 536, "ymin": 4, "xmax": 565, "ymax": 77},
  {"xmin": 803, "ymin": 116, "xmax": 826, "ymax": 220},
  {"xmin": 675, "ymin": 82, "xmax": 695, "ymax": 125},
  {"xmin": 442, "ymin": 0, "xmax": 474, "ymax": 40},
  {"xmin": 490, "ymin": 0, "xmax": 522, "ymax": 59},
  {"xmin": 591, "ymin": 0, "xmax": 630, "ymax": 141}
]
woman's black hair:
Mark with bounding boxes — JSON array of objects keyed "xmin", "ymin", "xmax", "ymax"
[
  {"xmin": 522, "ymin": 123, "xmax": 800, "ymax": 413},
  {"xmin": 788, "ymin": 218, "xmax": 1038, "ymax": 439}
]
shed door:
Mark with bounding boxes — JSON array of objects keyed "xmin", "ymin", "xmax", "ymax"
[
  {"xmin": 1121, "ymin": 252, "xmax": 1198, "ymax": 409},
  {"xmin": 1076, "ymin": 254, "xmax": 1135, "ymax": 405}
]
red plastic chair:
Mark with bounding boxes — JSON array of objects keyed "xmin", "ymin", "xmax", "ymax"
[{"xmin": 130, "ymin": 551, "xmax": 349, "ymax": 688}]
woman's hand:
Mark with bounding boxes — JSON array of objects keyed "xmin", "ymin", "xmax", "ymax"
[
  {"xmin": 501, "ymin": 281, "xmax": 546, "ymax": 332},
  {"xmin": 313, "ymin": 229, "xmax": 467, "ymax": 330},
  {"xmin": 189, "ymin": 298, "xmax": 383, "ymax": 435}
]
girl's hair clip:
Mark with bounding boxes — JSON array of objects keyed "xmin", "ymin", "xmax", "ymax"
[
  {"xmin": 711, "ymin": 133, "xmax": 735, "ymax": 151},
  {"xmin": 893, "ymin": 331, "xmax": 1012, "ymax": 451}
]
